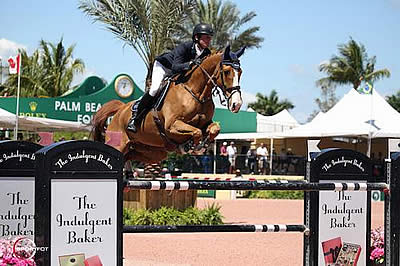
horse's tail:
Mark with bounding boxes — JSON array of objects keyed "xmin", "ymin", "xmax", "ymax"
[{"xmin": 91, "ymin": 100, "xmax": 125, "ymax": 142}]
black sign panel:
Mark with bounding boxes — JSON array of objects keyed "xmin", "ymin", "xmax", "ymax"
[
  {"xmin": 307, "ymin": 148, "xmax": 373, "ymax": 266},
  {"xmin": 0, "ymin": 140, "xmax": 42, "ymax": 176},
  {"xmin": 0, "ymin": 141, "xmax": 42, "ymax": 241},
  {"xmin": 34, "ymin": 140, "xmax": 124, "ymax": 266},
  {"xmin": 310, "ymin": 148, "xmax": 372, "ymax": 181}
]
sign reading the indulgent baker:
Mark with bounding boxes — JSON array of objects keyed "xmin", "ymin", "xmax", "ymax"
[
  {"xmin": 34, "ymin": 140, "xmax": 123, "ymax": 266},
  {"xmin": 310, "ymin": 149, "xmax": 372, "ymax": 266},
  {"xmin": 0, "ymin": 178, "xmax": 35, "ymax": 239},
  {"xmin": 0, "ymin": 141, "xmax": 41, "ymax": 241},
  {"xmin": 50, "ymin": 179, "xmax": 117, "ymax": 266},
  {"xmin": 319, "ymin": 181, "xmax": 366, "ymax": 265}
]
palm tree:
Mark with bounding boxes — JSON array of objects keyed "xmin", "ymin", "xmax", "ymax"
[
  {"xmin": 387, "ymin": 91, "xmax": 400, "ymax": 113},
  {"xmin": 317, "ymin": 38, "xmax": 390, "ymax": 90},
  {"xmin": 2, "ymin": 39, "xmax": 85, "ymax": 97},
  {"xmin": 79, "ymin": 0, "xmax": 197, "ymax": 89},
  {"xmin": 180, "ymin": 0, "xmax": 263, "ymax": 51},
  {"xmin": 39, "ymin": 39, "xmax": 85, "ymax": 97},
  {"xmin": 248, "ymin": 90, "xmax": 294, "ymax": 116},
  {"xmin": 2, "ymin": 49, "xmax": 46, "ymax": 97}
]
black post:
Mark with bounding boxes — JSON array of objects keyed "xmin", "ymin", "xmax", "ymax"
[{"xmin": 388, "ymin": 152, "xmax": 400, "ymax": 265}]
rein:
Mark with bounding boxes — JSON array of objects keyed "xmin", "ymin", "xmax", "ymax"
[{"xmin": 195, "ymin": 61, "xmax": 241, "ymax": 107}]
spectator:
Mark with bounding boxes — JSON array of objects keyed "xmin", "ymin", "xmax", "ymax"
[
  {"xmin": 227, "ymin": 141, "xmax": 237, "ymax": 174},
  {"xmin": 220, "ymin": 141, "xmax": 229, "ymax": 173},
  {"xmin": 287, "ymin": 148, "xmax": 295, "ymax": 172},
  {"xmin": 201, "ymin": 150, "xmax": 213, "ymax": 174},
  {"xmin": 256, "ymin": 143, "xmax": 268, "ymax": 175},
  {"xmin": 246, "ymin": 143, "xmax": 257, "ymax": 174},
  {"xmin": 279, "ymin": 148, "xmax": 288, "ymax": 173}
]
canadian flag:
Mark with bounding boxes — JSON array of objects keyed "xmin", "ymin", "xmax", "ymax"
[{"xmin": 8, "ymin": 54, "xmax": 20, "ymax": 74}]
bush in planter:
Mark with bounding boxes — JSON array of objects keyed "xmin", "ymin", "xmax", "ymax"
[
  {"xmin": 123, "ymin": 204, "xmax": 224, "ymax": 226},
  {"xmin": 247, "ymin": 190, "xmax": 304, "ymax": 199}
]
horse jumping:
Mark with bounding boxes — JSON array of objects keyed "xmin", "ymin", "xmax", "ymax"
[{"xmin": 92, "ymin": 45, "xmax": 245, "ymax": 163}]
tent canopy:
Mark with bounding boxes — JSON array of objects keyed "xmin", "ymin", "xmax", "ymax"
[
  {"xmin": 0, "ymin": 107, "xmax": 91, "ymax": 132},
  {"xmin": 256, "ymin": 109, "xmax": 299, "ymax": 132},
  {"xmin": 278, "ymin": 89, "xmax": 400, "ymax": 139}
]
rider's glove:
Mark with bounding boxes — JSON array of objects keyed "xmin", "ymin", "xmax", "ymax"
[{"xmin": 190, "ymin": 57, "xmax": 202, "ymax": 67}]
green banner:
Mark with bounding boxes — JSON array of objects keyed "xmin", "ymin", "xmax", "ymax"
[{"xmin": 0, "ymin": 73, "xmax": 256, "ymax": 133}]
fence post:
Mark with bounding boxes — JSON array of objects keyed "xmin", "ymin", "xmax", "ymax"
[{"xmin": 388, "ymin": 152, "xmax": 400, "ymax": 265}]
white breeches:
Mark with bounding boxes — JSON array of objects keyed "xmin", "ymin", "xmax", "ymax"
[{"xmin": 149, "ymin": 60, "xmax": 168, "ymax": 97}]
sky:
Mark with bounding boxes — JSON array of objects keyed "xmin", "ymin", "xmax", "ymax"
[{"xmin": 1, "ymin": 0, "xmax": 400, "ymax": 123}]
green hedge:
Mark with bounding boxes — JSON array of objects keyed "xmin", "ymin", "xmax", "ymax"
[
  {"xmin": 247, "ymin": 190, "xmax": 304, "ymax": 199},
  {"xmin": 123, "ymin": 203, "xmax": 224, "ymax": 225}
]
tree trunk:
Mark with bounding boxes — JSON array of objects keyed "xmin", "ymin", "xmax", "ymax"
[{"xmin": 145, "ymin": 62, "xmax": 154, "ymax": 92}]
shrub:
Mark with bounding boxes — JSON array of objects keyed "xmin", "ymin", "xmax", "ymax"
[
  {"xmin": 200, "ymin": 203, "xmax": 223, "ymax": 225},
  {"xmin": 123, "ymin": 204, "xmax": 224, "ymax": 226},
  {"xmin": 247, "ymin": 190, "xmax": 304, "ymax": 199}
]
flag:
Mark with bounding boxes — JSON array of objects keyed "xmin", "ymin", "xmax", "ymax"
[
  {"xmin": 8, "ymin": 54, "xmax": 20, "ymax": 74},
  {"xmin": 356, "ymin": 81, "xmax": 373, "ymax": 94}
]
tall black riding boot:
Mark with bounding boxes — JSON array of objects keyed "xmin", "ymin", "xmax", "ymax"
[{"xmin": 127, "ymin": 92, "xmax": 155, "ymax": 133}]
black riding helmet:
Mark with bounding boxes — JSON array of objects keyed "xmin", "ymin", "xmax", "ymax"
[{"xmin": 192, "ymin": 23, "xmax": 214, "ymax": 41}]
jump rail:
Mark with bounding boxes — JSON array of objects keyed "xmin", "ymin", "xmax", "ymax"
[
  {"xmin": 125, "ymin": 180, "xmax": 389, "ymax": 192},
  {"xmin": 123, "ymin": 224, "xmax": 309, "ymax": 234}
]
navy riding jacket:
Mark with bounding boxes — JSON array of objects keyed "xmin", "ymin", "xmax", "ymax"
[{"xmin": 155, "ymin": 41, "xmax": 211, "ymax": 74}]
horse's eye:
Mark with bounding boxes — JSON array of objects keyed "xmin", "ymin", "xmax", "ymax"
[{"xmin": 224, "ymin": 70, "xmax": 230, "ymax": 76}]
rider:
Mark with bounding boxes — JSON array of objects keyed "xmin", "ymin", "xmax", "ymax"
[{"xmin": 127, "ymin": 23, "xmax": 214, "ymax": 133}]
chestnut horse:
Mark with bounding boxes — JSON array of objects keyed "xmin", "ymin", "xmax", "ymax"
[{"xmin": 92, "ymin": 45, "xmax": 245, "ymax": 163}]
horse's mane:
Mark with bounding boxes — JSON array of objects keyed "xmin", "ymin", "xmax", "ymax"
[
  {"xmin": 176, "ymin": 52, "xmax": 222, "ymax": 85},
  {"xmin": 201, "ymin": 52, "xmax": 222, "ymax": 67}
]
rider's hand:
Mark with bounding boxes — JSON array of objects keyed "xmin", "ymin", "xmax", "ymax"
[{"xmin": 190, "ymin": 57, "xmax": 202, "ymax": 67}]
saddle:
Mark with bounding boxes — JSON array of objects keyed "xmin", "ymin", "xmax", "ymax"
[{"xmin": 131, "ymin": 77, "xmax": 173, "ymax": 113}]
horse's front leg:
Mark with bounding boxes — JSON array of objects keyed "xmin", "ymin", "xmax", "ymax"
[
  {"xmin": 205, "ymin": 122, "xmax": 220, "ymax": 142},
  {"xmin": 168, "ymin": 120, "xmax": 203, "ymax": 145}
]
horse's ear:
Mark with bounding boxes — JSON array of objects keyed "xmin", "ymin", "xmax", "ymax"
[
  {"xmin": 224, "ymin": 45, "xmax": 231, "ymax": 60},
  {"xmin": 236, "ymin": 46, "xmax": 246, "ymax": 58}
]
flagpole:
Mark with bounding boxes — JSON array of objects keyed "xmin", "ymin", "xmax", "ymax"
[
  {"xmin": 14, "ymin": 54, "xmax": 21, "ymax": 140},
  {"xmin": 367, "ymin": 82, "xmax": 373, "ymax": 157}
]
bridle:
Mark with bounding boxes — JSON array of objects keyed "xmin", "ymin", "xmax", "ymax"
[{"xmin": 195, "ymin": 57, "xmax": 242, "ymax": 107}]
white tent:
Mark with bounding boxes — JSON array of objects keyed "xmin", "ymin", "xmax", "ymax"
[
  {"xmin": 0, "ymin": 108, "xmax": 19, "ymax": 128},
  {"xmin": 19, "ymin": 116, "xmax": 92, "ymax": 132},
  {"xmin": 0, "ymin": 107, "xmax": 91, "ymax": 132},
  {"xmin": 279, "ymin": 88, "xmax": 400, "ymax": 139},
  {"xmin": 256, "ymin": 109, "xmax": 299, "ymax": 133}
]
